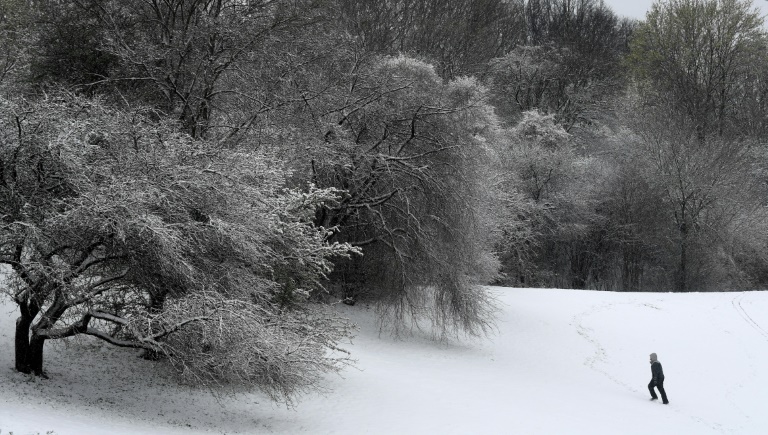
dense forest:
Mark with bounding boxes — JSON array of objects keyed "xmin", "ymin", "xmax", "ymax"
[{"xmin": 1, "ymin": 0, "xmax": 767, "ymax": 403}]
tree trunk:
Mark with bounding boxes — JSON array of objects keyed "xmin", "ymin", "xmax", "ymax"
[
  {"xmin": 621, "ymin": 246, "xmax": 641, "ymax": 292},
  {"xmin": 678, "ymin": 223, "xmax": 688, "ymax": 292},
  {"xmin": 14, "ymin": 314, "xmax": 34, "ymax": 373},
  {"xmin": 27, "ymin": 334, "xmax": 47, "ymax": 377},
  {"xmin": 15, "ymin": 322, "xmax": 48, "ymax": 377},
  {"xmin": 14, "ymin": 300, "xmax": 49, "ymax": 377}
]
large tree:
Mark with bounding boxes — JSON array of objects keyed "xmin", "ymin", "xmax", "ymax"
[
  {"xmin": 495, "ymin": 110, "xmax": 607, "ymax": 289},
  {"xmin": 630, "ymin": 108, "xmax": 763, "ymax": 291},
  {"xmin": 0, "ymin": 93, "xmax": 356, "ymax": 403},
  {"xmin": 628, "ymin": 0, "xmax": 767, "ymax": 140},
  {"xmin": 300, "ymin": 56, "xmax": 501, "ymax": 336}
]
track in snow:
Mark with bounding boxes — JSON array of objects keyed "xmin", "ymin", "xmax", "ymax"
[{"xmin": 731, "ymin": 293, "xmax": 768, "ymax": 341}]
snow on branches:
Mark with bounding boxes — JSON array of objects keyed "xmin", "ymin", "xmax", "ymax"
[{"xmin": 0, "ymin": 92, "xmax": 357, "ymax": 403}]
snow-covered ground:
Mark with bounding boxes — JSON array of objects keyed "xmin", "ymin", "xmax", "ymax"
[{"xmin": 1, "ymin": 287, "xmax": 767, "ymax": 434}]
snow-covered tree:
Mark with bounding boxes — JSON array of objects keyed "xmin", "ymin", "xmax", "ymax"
[
  {"xmin": 495, "ymin": 111, "xmax": 608, "ymax": 288},
  {"xmin": 0, "ymin": 92, "xmax": 357, "ymax": 403},
  {"xmin": 304, "ymin": 56, "xmax": 501, "ymax": 337}
]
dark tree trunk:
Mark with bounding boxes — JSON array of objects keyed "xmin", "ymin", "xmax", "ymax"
[
  {"xmin": 27, "ymin": 334, "xmax": 47, "ymax": 377},
  {"xmin": 678, "ymin": 223, "xmax": 688, "ymax": 292},
  {"xmin": 15, "ymin": 322, "xmax": 48, "ymax": 377},
  {"xmin": 14, "ymin": 298, "xmax": 50, "ymax": 377},
  {"xmin": 14, "ymin": 314, "xmax": 34, "ymax": 373},
  {"xmin": 14, "ymin": 297, "xmax": 43, "ymax": 374},
  {"xmin": 621, "ymin": 246, "xmax": 642, "ymax": 292}
]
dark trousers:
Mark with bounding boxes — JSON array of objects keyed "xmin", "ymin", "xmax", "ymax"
[{"xmin": 648, "ymin": 379, "xmax": 668, "ymax": 403}]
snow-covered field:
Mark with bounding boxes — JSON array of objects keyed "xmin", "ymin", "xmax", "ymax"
[{"xmin": 1, "ymin": 287, "xmax": 767, "ymax": 435}]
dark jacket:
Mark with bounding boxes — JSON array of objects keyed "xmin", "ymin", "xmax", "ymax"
[{"xmin": 651, "ymin": 361, "xmax": 665, "ymax": 383}]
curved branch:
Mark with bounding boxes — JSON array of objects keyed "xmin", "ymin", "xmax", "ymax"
[
  {"xmin": 83, "ymin": 327, "xmax": 156, "ymax": 350},
  {"xmin": 152, "ymin": 316, "xmax": 211, "ymax": 341},
  {"xmin": 67, "ymin": 268, "xmax": 130, "ymax": 307}
]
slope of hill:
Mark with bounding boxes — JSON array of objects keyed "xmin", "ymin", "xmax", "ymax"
[{"xmin": 1, "ymin": 287, "xmax": 767, "ymax": 434}]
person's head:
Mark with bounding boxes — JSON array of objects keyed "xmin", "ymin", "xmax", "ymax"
[{"xmin": 650, "ymin": 353, "xmax": 658, "ymax": 363}]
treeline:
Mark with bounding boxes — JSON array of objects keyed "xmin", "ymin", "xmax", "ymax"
[
  {"xmin": 339, "ymin": 0, "xmax": 768, "ymax": 293},
  {"xmin": 0, "ymin": 0, "xmax": 767, "ymax": 402}
]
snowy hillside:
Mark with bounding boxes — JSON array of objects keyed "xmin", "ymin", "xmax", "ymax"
[{"xmin": 1, "ymin": 287, "xmax": 767, "ymax": 434}]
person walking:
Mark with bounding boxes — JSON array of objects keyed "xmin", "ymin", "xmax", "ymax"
[{"xmin": 648, "ymin": 353, "xmax": 669, "ymax": 404}]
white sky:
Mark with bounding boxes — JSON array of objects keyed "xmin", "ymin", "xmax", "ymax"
[{"xmin": 602, "ymin": 0, "xmax": 768, "ymax": 21}]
